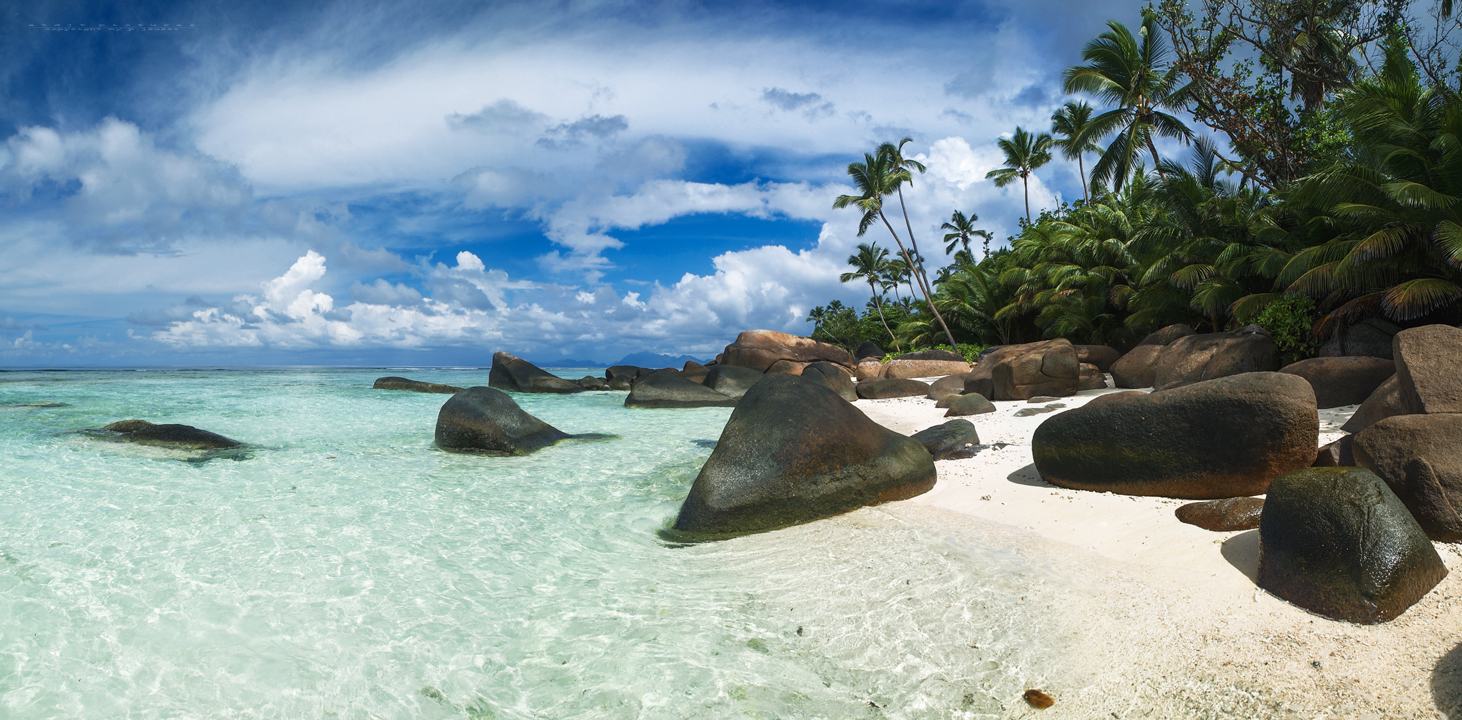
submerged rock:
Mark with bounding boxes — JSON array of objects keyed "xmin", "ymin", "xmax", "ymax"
[
  {"xmin": 435, "ymin": 387, "xmax": 606, "ymax": 455},
  {"xmin": 911, "ymin": 420, "xmax": 980, "ymax": 460},
  {"xmin": 1257, "ymin": 467, "xmax": 1447, "ymax": 623},
  {"xmin": 488, "ymin": 352, "xmax": 585, "ymax": 394},
  {"xmin": 625, "ymin": 369, "xmax": 738, "ymax": 408},
  {"xmin": 1175, "ymin": 497, "xmax": 1264, "ymax": 531},
  {"xmin": 672, "ymin": 374, "xmax": 936, "ymax": 537},
  {"xmin": 98, "ymin": 419, "xmax": 242, "ymax": 450},
  {"xmin": 373, "ymin": 376, "xmax": 464, "ymax": 394},
  {"xmin": 1032, "ymin": 373, "xmax": 1318, "ymax": 498}
]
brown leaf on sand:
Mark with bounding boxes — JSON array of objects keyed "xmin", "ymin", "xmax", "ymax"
[{"xmin": 1023, "ymin": 689, "xmax": 1055, "ymax": 709}]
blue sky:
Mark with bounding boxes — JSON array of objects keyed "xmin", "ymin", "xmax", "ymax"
[{"xmin": 0, "ymin": 0, "xmax": 1145, "ymax": 366}]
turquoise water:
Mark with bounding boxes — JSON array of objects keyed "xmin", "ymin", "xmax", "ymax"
[{"xmin": 0, "ymin": 368, "xmax": 1098, "ymax": 719}]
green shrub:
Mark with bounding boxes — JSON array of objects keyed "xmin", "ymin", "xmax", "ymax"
[{"xmin": 1251, "ymin": 295, "xmax": 1318, "ymax": 359}]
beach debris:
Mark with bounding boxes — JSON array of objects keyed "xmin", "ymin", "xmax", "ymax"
[
  {"xmin": 991, "ymin": 339, "xmax": 1079, "ymax": 400},
  {"xmin": 1278, "ymin": 356, "xmax": 1394, "ymax": 409},
  {"xmin": 97, "ymin": 419, "xmax": 241, "ymax": 450},
  {"xmin": 911, "ymin": 420, "xmax": 980, "ymax": 460},
  {"xmin": 1023, "ymin": 689, "xmax": 1055, "ymax": 709},
  {"xmin": 701, "ymin": 365, "xmax": 765, "ymax": 399},
  {"xmin": 943, "ymin": 393, "xmax": 995, "ymax": 417},
  {"xmin": 1032, "ymin": 372, "xmax": 1318, "ymax": 498},
  {"xmin": 488, "ymin": 351, "xmax": 585, "ymax": 394},
  {"xmin": 672, "ymin": 373, "xmax": 935, "ymax": 538},
  {"xmin": 372, "ymin": 376, "xmax": 463, "ymax": 394},
  {"xmin": 1353, "ymin": 414, "xmax": 1462, "ymax": 541},
  {"xmin": 1394, "ymin": 324, "xmax": 1462, "ymax": 414},
  {"xmin": 1342, "ymin": 373, "xmax": 1404, "ymax": 433},
  {"xmin": 802, "ymin": 361, "xmax": 857, "ymax": 402},
  {"xmin": 1175, "ymin": 497, "xmax": 1264, "ymax": 531},
  {"xmin": 1109, "ymin": 323, "xmax": 1194, "ymax": 388},
  {"xmin": 625, "ymin": 369, "xmax": 738, "ymax": 409},
  {"xmin": 855, "ymin": 378, "xmax": 931, "ymax": 400},
  {"xmin": 1258, "ymin": 467, "xmax": 1447, "ymax": 623},
  {"xmin": 435, "ymin": 387, "xmax": 611, "ymax": 455}
]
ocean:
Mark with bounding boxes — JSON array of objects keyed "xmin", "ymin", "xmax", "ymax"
[{"xmin": 0, "ymin": 367, "xmax": 1096, "ymax": 719}]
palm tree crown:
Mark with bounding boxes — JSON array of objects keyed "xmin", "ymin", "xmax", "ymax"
[
  {"xmin": 1062, "ymin": 13, "xmax": 1192, "ymax": 191},
  {"xmin": 986, "ymin": 127, "xmax": 1054, "ymax": 223},
  {"xmin": 840, "ymin": 242, "xmax": 899, "ymax": 344}
]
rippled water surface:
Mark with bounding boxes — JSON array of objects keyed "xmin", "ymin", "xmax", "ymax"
[{"xmin": 0, "ymin": 368, "xmax": 1100, "ymax": 719}]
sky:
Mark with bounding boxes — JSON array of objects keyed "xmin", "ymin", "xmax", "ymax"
[{"xmin": 0, "ymin": 0, "xmax": 1150, "ymax": 366}]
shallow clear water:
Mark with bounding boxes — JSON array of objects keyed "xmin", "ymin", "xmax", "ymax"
[{"xmin": 0, "ymin": 368, "xmax": 1100, "ymax": 719}]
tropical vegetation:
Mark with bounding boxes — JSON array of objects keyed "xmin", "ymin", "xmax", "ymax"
[{"xmin": 812, "ymin": 2, "xmax": 1462, "ymax": 360}]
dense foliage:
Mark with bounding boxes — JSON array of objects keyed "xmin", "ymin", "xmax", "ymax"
[{"xmin": 814, "ymin": 3, "xmax": 1462, "ymax": 355}]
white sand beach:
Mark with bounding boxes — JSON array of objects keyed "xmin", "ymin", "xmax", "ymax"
[{"xmin": 858, "ymin": 381, "xmax": 1462, "ymax": 719}]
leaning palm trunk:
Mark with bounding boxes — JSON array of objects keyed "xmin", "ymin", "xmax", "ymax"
[
  {"xmin": 867, "ymin": 279, "xmax": 897, "ymax": 345},
  {"xmin": 890, "ymin": 188, "xmax": 960, "ymax": 351},
  {"xmin": 878, "ymin": 211, "xmax": 960, "ymax": 351}
]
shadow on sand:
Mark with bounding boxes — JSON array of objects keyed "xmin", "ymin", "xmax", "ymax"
[
  {"xmin": 1006, "ymin": 462, "xmax": 1054, "ymax": 488},
  {"xmin": 1220, "ymin": 529, "xmax": 1260, "ymax": 582},
  {"xmin": 1433, "ymin": 642, "xmax": 1462, "ymax": 718}
]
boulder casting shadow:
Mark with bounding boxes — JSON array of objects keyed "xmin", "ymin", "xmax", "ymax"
[
  {"xmin": 668, "ymin": 373, "xmax": 935, "ymax": 539},
  {"xmin": 435, "ymin": 387, "xmax": 613, "ymax": 455}
]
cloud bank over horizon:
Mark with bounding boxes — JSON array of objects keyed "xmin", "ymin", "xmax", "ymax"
[{"xmin": 1, "ymin": 0, "xmax": 1136, "ymax": 365}]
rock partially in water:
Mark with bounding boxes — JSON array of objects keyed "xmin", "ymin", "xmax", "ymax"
[
  {"xmin": 1257, "ymin": 467, "xmax": 1447, "ymax": 623},
  {"xmin": 372, "ymin": 376, "xmax": 464, "ymax": 394},
  {"xmin": 435, "ymin": 387, "xmax": 608, "ymax": 455},
  {"xmin": 488, "ymin": 352, "xmax": 585, "ymax": 394},
  {"xmin": 672, "ymin": 374, "xmax": 935, "ymax": 537},
  {"xmin": 1175, "ymin": 497, "xmax": 1264, "ymax": 531},
  {"xmin": 911, "ymin": 420, "xmax": 980, "ymax": 460},
  {"xmin": 576, "ymin": 376, "xmax": 609, "ymax": 391},
  {"xmin": 626, "ymin": 369, "xmax": 738, "ymax": 408},
  {"xmin": 99, "ymin": 419, "xmax": 242, "ymax": 450}
]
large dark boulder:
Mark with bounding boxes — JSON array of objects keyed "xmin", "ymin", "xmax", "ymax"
[
  {"xmin": 605, "ymin": 365, "xmax": 642, "ymax": 381},
  {"xmin": 1109, "ymin": 325, "xmax": 1195, "ymax": 388},
  {"xmin": 626, "ymin": 369, "xmax": 738, "ymax": 408},
  {"xmin": 435, "ymin": 387, "xmax": 598, "ymax": 455},
  {"xmin": 962, "ymin": 344, "xmax": 1026, "ymax": 399},
  {"xmin": 855, "ymin": 378, "xmax": 931, "ymax": 399},
  {"xmin": 1279, "ymin": 356, "xmax": 1395, "ymax": 409},
  {"xmin": 489, "ymin": 352, "xmax": 585, "ymax": 394},
  {"xmin": 1318, "ymin": 317, "xmax": 1401, "ymax": 360},
  {"xmin": 1353, "ymin": 414, "xmax": 1462, "ymax": 542},
  {"xmin": 577, "ymin": 376, "xmax": 609, "ymax": 391},
  {"xmin": 373, "ymin": 376, "xmax": 464, "ymax": 394},
  {"xmin": 911, "ymin": 420, "xmax": 980, "ymax": 460},
  {"xmin": 1257, "ymin": 467, "xmax": 1447, "ymax": 624},
  {"xmin": 802, "ymin": 361, "xmax": 857, "ymax": 402},
  {"xmin": 1032, "ymin": 373, "xmax": 1318, "ymax": 498},
  {"xmin": 607, "ymin": 375, "xmax": 633, "ymax": 391},
  {"xmin": 1394, "ymin": 324, "xmax": 1462, "ymax": 414},
  {"xmin": 672, "ymin": 374, "xmax": 936, "ymax": 536},
  {"xmin": 702, "ymin": 364, "xmax": 765, "ymax": 399},
  {"xmin": 991, "ymin": 339, "xmax": 1079, "ymax": 400},
  {"xmin": 1175, "ymin": 497, "xmax": 1264, "ymax": 531},
  {"xmin": 1076, "ymin": 345, "xmax": 1121, "ymax": 373},
  {"xmin": 927, "ymin": 374, "xmax": 969, "ymax": 401},
  {"xmin": 720, "ymin": 330, "xmax": 854, "ymax": 372},
  {"xmin": 99, "ymin": 420, "xmax": 241, "ymax": 449},
  {"xmin": 1340, "ymin": 374, "xmax": 1405, "ymax": 433},
  {"xmin": 944, "ymin": 393, "xmax": 995, "ymax": 417},
  {"xmin": 1150, "ymin": 327, "xmax": 1276, "ymax": 390},
  {"xmin": 1313, "ymin": 435, "xmax": 1355, "ymax": 467},
  {"xmin": 855, "ymin": 340, "xmax": 885, "ymax": 361}
]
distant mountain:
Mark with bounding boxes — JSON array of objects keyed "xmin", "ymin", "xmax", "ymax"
[{"xmin": 613, "ymin": 351, "xmax": 712, "ymax": 368}]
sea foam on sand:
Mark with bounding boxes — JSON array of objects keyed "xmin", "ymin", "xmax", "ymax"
[{"xmin": 855, "ymin": 380, "xmax": 1462, "ymax": 718}]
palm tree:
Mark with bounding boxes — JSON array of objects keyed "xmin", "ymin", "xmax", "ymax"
[
  {"xmin": 942, "ymin": 210, "xmax": 978, "ymax": 256},
  {"xmin": 879, "ymin": 138, "xmax": 933, "ymax": 290},
  {"xmin": 840, "ymin": 243, "xmax": 899, "ymax": 344},
  {"xmin": 1051, "ymin": 101, "xmax": 1103, "ymax": 202},
  {"xmin": 1062, "ymin": 13, "xmax": 1192, "ymax": 191},
  {"xmin": 986, "ymin": 127, "xmax": 1054, "ymax": 223},
  {"xmin": 833, "ymin": 150, "xmax": 962, "ymax": 350}
]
